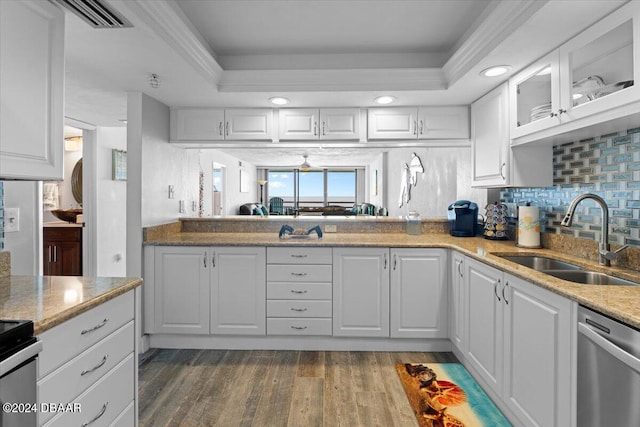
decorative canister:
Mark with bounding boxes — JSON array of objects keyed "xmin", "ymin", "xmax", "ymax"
[
  {"xmin": 483, "ymin": 202, "xmax": 509, "ymax": 240},
  {"xmin": 406, "ymin": 210, "xmax": 422, "ymax": 235}
]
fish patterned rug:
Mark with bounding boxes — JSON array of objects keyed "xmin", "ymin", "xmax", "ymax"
[{"xmin": 396, "ymin": 363, "xmax": 511, "ymax": 427}]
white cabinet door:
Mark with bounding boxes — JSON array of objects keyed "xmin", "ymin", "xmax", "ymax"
[
  {"xmin": 417, "ymin": 107, "xmax": 469, "ymax": 139},
  {"xmin": 333, "ymin": 247, "xmax": 389, "ymax": 337},
  {"xmin": 390, "ymin": 248, "xmax": 448, "ymax": 338},
  {"xmin": 0, "ymin": 0, "xmax": 64, "ymax": 180},
  {"xmin": 367, "ymin": 108, "xmax": 417, "ymax": 139},
  {"xmin": 211, "ymin": 247, "xmax": 266, "ymax": 335},
  {"xmin": 465, "ymin": 257, "xmax": 503, "ymax": 395},
  {"xmin": 472, "ymin": 83, "xmax": 509, "ymax": 187},
  {"xmin": 449, "ymin": 251, "xmax": 466, "ymax": 351},
  {"xmin": 154, "ymin": 246, "xmax": 210, "ymax": 334},
  {"xmin": 502, "ymin": 273, "xmax": 574, "ymax": 427},
  {"xmin": 278, "ymin": 109, "xmax": 319, "ymax": 140},
  {"xmin": 224, "ymin": 109, "xmax": 272, "ymax": 141},
  {"xmin": 319, "ymin": 108, "xmax": 360, "ymax": 140},
  {"xmin": 170, "ymin": 108, "xmax": 225, "ymax": 141}
]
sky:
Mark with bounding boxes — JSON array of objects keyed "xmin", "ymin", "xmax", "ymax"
[{"xmin": 268, "ymin": 170, "xmax": 355, "ymax": 199}]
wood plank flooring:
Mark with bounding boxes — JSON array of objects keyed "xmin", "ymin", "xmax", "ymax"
[{"xmin": 139, "ymin": 349, "xmax": 458, "ymax": 427}]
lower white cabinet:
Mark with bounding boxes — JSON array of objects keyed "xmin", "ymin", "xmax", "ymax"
[
  {"xmin": 390, "ymin": 248, "xmax": 448, "ymax": 338},
  {"xmin": 449, "ymin": 251, "xmax": 466, "ymax": 351},
  {"xmin": 150, "ymin": 246, "xmax": 266, "ymax": 336},
  {"xmin": 333, "ymin": 247, "xmax": 390, "ymax": 337},
  {"xmin": 37, "ymin": 291, "xmax": 136, "ymax": 427},
  {"xmin": 462, "ymin": 256, "xmax": 575, "ymax": 427}
]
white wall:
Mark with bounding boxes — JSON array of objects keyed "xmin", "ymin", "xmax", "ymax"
[
  {"xmin": 199, "ymin": 150, "xmax": 257, "ymax": 216},
  {"xmin": 42, "ymin": 148, "xmax": 82, "ymax": 223},
  {"xmin": 96, "ymin": 127, "xmax": 127, "ymax": 276},
  {"xmin": 367, "ymin": 152, "xmax": 385, "ymax": 210},
  {"xmin": 386, "ymin": 147, "xmax": 486, "ymax": 218},
  {"xmin": 2, "ymin": 181, "xmax": 39, "ymax": 275}
]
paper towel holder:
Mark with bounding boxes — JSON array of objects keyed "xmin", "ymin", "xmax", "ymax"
[{"xmin": 516, "ymin": 204, "xmax": 542, "ymax": 248}]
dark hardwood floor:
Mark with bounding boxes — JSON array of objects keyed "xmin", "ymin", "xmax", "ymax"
[{"xmin": 138, "ymin": 349, "xmax": 458, "ymax": 427}]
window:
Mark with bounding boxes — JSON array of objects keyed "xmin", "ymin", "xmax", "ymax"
[{"xmin": 267, "ymin": 168, "xmax": 357, "ymax": 207}]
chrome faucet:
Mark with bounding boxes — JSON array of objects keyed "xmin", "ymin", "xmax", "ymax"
[{"xmin": 561, "ymin": 193, "xmax": 627, "ymax": 266}]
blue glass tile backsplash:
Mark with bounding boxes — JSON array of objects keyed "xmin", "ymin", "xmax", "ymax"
[{"xmin": 502, "ymin": 127, "xmax": 640, "ymax": 247}]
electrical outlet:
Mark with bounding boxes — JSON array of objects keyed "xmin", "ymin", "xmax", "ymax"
[
  {"xmin": 325, "ymin": 224, "xmax": 337, "ymax": 233},
  {"xmin": 4, "ymin": 208, "xmax": 19, "ymax": 232},
  {"xmin": 179, "ymin": 200, "xmax": 185, "ymax": 213}
]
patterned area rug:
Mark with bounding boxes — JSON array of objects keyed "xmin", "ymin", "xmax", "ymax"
[{"xmin": 396, "ymin": 363, "xmax": 511, "ymax": 427}]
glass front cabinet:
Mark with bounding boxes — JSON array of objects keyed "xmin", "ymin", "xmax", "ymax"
[{"xmin": 510, "ymin": 2, "xmax": 639, "ymax": 140}]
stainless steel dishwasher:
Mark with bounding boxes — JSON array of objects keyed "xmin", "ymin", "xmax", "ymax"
[{"xmin": 577, "ymin": 306, "xmax": 640, "ymax": 427}]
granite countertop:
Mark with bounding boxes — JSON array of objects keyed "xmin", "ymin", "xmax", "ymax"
[
  {"xmin": 145, "ymin": 231, "xmax": 640, "ymax": 330},
  {"xmin": 0, "ymin": 275, "xmax": 143, "ymax": 334}
]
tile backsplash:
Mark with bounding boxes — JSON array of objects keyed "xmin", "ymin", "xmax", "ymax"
[
  {"xmin": 0, "ymin": 181, "xmax": 4, "ymax": 250},
  {"xmin": 502, "ymin": 126, "xmax": 640, "ymax": 247}
]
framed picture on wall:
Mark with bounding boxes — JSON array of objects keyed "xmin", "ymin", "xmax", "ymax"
[
  {"xmin": 112, "ymin": 149, "xmax": 127, "ymax": 181},
  {"xmin": 240, "ymin": 169, "xmax": 249, "ymax": 193}
]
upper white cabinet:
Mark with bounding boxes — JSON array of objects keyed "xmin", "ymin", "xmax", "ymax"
[
  {"xmin": 390, "ymin": 248, "xmax": 448, "ymax": 338},
  {"xmin": 368, "ymin": 107, "xmax": 469, "ymax": 140},
  {"xmin": 279, "ymin": 108, "xmax": 360, "ymax": 141},
  {"xmin": 0, "ymin": 0, "xmax": 64, "ymax": 180},
  {"xmin": 333, "ymin": 247, "xmax": 390, "ymax": 337},
  {"xmin": 510, "ymin": 1, "xmax": 640, "ymax": 142},
  {"xmin": 170, "ymin": 108, "xmax": 273, "ymax": 142},
  {"xmin": 472, "ymin": 82, "xmax": 552, "ymax": 188}
]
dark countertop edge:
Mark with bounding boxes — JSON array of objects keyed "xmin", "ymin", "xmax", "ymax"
[{"xmin": 34, "ymin": 278, "xmax": 143, "ymax": 335}]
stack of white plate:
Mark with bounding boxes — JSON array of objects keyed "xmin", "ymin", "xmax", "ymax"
[{"xmin": 530, "ymin": 102, "xmax": 552, "ymax": 121}]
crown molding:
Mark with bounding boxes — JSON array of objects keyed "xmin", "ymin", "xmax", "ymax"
[
  {"xmin": 218, "ymin": 68, "xmax": 446, "ymax": 93},
  {"xmin": 443, "ymin": 0, "xmax": 548, "ymax": 85},
  {"xmin": 120, "ymin": 0, "xmax": 223, "ymax": 84}
]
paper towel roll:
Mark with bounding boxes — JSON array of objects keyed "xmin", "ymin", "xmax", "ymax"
[{"xmin": 518, "ymin": 206, "xmax": 541, "ymax": 248}]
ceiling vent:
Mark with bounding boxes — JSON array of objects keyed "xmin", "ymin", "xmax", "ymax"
[{"xmin": 52, "ymin": 0, "xmax": 132, "ymax": 28}]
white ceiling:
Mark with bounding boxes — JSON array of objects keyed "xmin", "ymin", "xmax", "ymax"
[{"xmin": 62, "ymin": 0, "xmax": 628, "ymax": 166}]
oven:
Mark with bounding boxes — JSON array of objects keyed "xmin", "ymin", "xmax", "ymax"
[
  {"xmin": 577, "ymin": 306, "xmax": 640, "ymax": 427},
  {"xmin": 0, "ymin": 320, "xmax": 42, "ymax": 427}
]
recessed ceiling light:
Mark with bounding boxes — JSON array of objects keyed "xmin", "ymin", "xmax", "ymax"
[
  {"xmin": 480, "ymin": 66, "xmax": 511, "ymax": 77},
  {"xmin": 269, "ymin": 97, "xmax": 289, "ymax": 106},
  {"xmin": 374, "ymin": 95, "xmax": 396, "ymax": 105}
]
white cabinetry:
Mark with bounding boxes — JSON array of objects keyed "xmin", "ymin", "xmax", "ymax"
[
  {"xmin": 211, "ymin": 247, "xmax": 266, "ymax": 335},
  {"xmin": 266, "ymin": 247, "xmax": 333, "ymax": 336},
  {"xmin": 368, "ymin": 107, "xmax": 469, "ymax": 140},
  {"xmin": 390, "ymin": 248, "xmax": 448, "ymax": 338},
  {"xmin": 510, "ymin": 1, "xmax": 640, "ymax": 144},
  {"xmin": 333, "ymin": 247, "xmax": 389, "ymax": 337},
  {"xmin": 449, "ymin": 251, "xmax": 466, "ymax": 351},
  {"xmin": 170, "ymin": 108, "xmax": 273, "ymax": 142},
  {"xmin": 38, "ymin": 291, "xmax": 136, "ymax": 427},
  {"xmin": 149, "ymin": 246, "xmax": 266, "ymax": 336},
  {"xmin": 153, "ymin": 246, "xmax": 210, "ymax": 335},
  {"xmin": 462, "ymin": 257, "xmax": 575, "ymax": 427},
  {"xmin": 472, "ymin": 82, "xmax": 552, "ymax": 188},
  {"xmin": 0, "ymin": 0, "xmax": 64, "ymax": 180},
  {"xmin": 278, "ymin": 108, "xmax": 360, "ymax": 140}
]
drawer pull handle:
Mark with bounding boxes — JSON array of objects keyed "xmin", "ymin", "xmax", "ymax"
[
  {"xmin": 81, "ymin": 354, "xmax": 108, "ymax": 376},
  {"xmin": 81, "ymin": 402, "xmax": 108, "ymax": 427},
  {"xmin": 81, "ymin": 318, "xmax": 109, "ymax": 335},
  {"xmin": 290, "ymin": 290, "xmax": 308, "ymax": 294},
  {"xmin": 291, "ymin": 308, "xmax": 308, "ymax": 312},
  {"xmin": 291, "ymin": 326, "xmax": 308, "ymax": 330},
  {"xmin": 291, "ymin": 254, "xmax": 308, "ymax": 258},
  {"xmin": 291, "ymin": 272, "xmax": 307, "ymax": 276}
]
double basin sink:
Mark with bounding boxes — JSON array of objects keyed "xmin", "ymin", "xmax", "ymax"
[{"xmin": 499, "ymin": 255, "xmax": 638, "ymax": 286}]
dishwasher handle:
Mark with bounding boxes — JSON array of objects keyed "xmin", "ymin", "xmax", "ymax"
[{"xmin": 578, "ymin": 322, "xmax": 640, "ymax": 374}]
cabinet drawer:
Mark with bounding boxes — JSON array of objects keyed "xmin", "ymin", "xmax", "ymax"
[
  {"xmin": 43, "ymin": 354, "xmax": 135, "ymax": 427},
  {"xmin": 111, "ymin": 401, "xmax": 135, "ymax": 427},
  {"xmin": 267, "ymin": 300, "xmax": 332, "ymax": 318},
  {"xmin": 38, "ymin": 291, "xmax": 134, "ymax": 378},
  {"xmin": 38, "ymin": 322, "xmax": 134, "ymax": 424},
  {"xmin": 267, "ymin": 247, "xmax": 332, "ymax": 264},
  {"xmin": 267, "ymin": 264, "xmax": 332, "ymax": 282},
  {"xmin": 267, "ymin": 282, "xmax": 332, "ymax": 300},
  {"xmin": 267, "ymin": 318, "xmax": 332, "ymax": 336},
  {"xmin": 43, "ymin": 227, "xmax": 82, "ymax": 242}
]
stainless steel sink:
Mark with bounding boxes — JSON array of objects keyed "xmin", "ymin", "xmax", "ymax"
[
  {"xmin": 545, "ymin": 270, "xmax": 638, "ymax": 286},
  {"xmin": 500, "ymin": 255, "xmax": 583, "ymax": 271}
]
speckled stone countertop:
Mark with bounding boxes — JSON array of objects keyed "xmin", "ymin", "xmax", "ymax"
[
  {"xmin": 145, "ymin": 231, "xmax": 640, "ymax": 330},
  {"xmin": 0, "ymin": 275, "xmax": 143, "ymax": 334}
]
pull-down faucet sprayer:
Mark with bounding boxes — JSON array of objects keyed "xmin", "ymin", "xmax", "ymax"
[{"xmin": 561, "ymin": 193, "xmax": 628, "ymax": 266}]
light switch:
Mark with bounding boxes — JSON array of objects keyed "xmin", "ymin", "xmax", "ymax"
[{"xmin": 4, "ymin": 208, "xmax": 19, "ymax": 232}]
